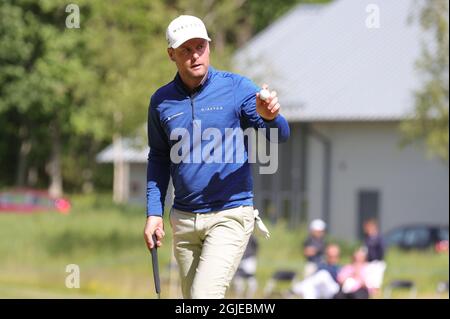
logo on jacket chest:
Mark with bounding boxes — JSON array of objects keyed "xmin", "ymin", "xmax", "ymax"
[{"xmin": 200, "ymin": 106, "xmax": 223, "ymax": 112}]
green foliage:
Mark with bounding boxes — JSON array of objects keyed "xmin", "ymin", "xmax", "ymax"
[
  {"xmin": 247, "ymin": 0, "xmax": 329, "ymax": 34},
  {"xmin": 0, "ymin": 0, "xmax": 93, "ymax": 189},
  {"xmin": 401, "ymin": 0, "xmax": 449, "ymax": 162},
  {"xmin": 0, "ymin": 0, "xmax": 330, "ymax": 192},
  {"xmin": 71, "ymin": 1, "xmax": 175, "ymax": 139}
]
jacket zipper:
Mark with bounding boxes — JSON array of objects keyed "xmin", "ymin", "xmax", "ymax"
[
  {"xmin": 190, "ymin": 95, "xmax": 195, "ymax": 121},
  {"xmin": 190, "ymin": 92, "xmax": 199, "ymax": 122}
]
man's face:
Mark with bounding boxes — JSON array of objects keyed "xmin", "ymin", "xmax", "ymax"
[
  {"xmin": 311, "ymin": 229, "xmax": 324, "ymax": 239},
  {"xmin": 325, "ymin": 245, "xmax": 340, "ymax": 265},
  {"xmin": 168, "ymin": 38, "xmax": 210, "ymax": 80},
  {"xmin": 353, "ymin": 249, "xmax": 367, "ymax": 263},
  {"xmin": 364, "ymin": 222, "xmax": 378, "ymax": 236}
]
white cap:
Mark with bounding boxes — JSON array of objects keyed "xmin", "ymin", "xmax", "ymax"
[
  {"xmin": 309, "ymin": 219, "xmax": 326, "ymax": 231},
  {"xmin": 166, "ymin": 15, "xmax": 211, "ymax": 48}
]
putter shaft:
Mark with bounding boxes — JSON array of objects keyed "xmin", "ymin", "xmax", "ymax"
[{"xmin": 151, "ymin": 234, "xmax": 161, "ymax": 298}]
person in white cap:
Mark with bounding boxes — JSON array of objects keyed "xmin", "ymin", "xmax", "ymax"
[
  {"xmin": 143, "ymin": 15, "xmax": 290, "ymax": 299},
  {"xmin": 303, "ymin": 219, "xmax": 327, "ymax": 278}
]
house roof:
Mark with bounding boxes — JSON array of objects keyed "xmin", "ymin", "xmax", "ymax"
[
  {"xmin": 97, "ymin": 0, "xmax": 433, "ymax": 163},
  {"xmin": 233, "ymin": 0, "xmax": 427, "ymax": 122},
  {"xmin": 96, "ymin": 138, "xmax": 148, "ymax": 163}
]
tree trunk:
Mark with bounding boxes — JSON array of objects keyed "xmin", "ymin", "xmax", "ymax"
[
  {"xmin": 48, "ymin": 122, "xmax": 63, "ymax": 197},
  {"xmin": 214, "ymin": 31, "xmax": 225, "ymax": 56},
  {"xmin": 82, "ymin": 140, "xmax": 98, "ymax": 194},
  {"xmin": 236, "ymin": 20, "xmax": 252, "ymax": 47},
  {"xmin": 113, "ymin": 134, "xmax": 127, "ymax": 203},
  {"xmin": 27, "ymin": 167, "xmax": 38, "ymax": 186},
  {"xmin": 16, "ymin": 126, "xmax": 31, "ymax": 187}
]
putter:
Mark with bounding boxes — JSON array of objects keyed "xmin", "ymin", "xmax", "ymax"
[{"xmin": 150, "ymin": 233, "xmax": 161, "ymax": 299}]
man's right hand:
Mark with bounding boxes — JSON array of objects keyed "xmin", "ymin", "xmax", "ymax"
[{"xmin": 144, "ymin": 216, "xmax": 165, "ymax": 250}]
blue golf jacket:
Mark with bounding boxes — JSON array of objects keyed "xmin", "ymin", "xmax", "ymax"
[{"xmin": 146, "ymin": 66, "xmax": 290, "ymax": 216}]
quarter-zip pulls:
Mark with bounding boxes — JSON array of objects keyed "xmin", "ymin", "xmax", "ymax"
[
  {"xmin": 190, "ymin": 93, "xmax": 196, "ymax": 121},
  {"xmin": 174, "ymin": 71, "xmax": 210, "ymax": 122}
]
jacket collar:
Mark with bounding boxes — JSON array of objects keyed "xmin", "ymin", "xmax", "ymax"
[{"xmin": 174, "ymin": 66, "xmax": 215, "ymax": 96}]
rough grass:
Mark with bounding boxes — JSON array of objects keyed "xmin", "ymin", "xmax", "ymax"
[{"xmin": 0, "ymin": 194, "xmax": 448, "ymax": 299}]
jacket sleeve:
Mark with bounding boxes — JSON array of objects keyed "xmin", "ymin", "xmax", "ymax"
[
  {"xmin": 146, "ymin": 96, "xmax": 171, "ymax": 217},
  {"xmin": 235, "ymin": 76, "xmax": 290, "ymax": 143}
]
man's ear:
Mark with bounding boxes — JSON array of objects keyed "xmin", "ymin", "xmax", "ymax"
[{"xmin": 167, "ymin": 48, "xmax": 175, "ymax": 62}]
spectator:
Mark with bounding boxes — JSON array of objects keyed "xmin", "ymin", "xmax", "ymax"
[
  {"xmin": 291, "ymin": 244, "xmax": 341, "ymax": 299},
  {"xmin": 363, "ymin": 219, "xmax": 387, "ymax": 292},
  {"xmin": 334, "ymin": 247, "xmax": 372, "ymax": 299},
  {"xmin": 363, "ymin": 219, "xmax": 385, "ymax": 262},
  {"xmin": 233, "ymin": 235, "xmax": 259, "ymax": 298},
  {"xmin": 303, "ymin": 219, "xmax": 327, "ymax": 277}
]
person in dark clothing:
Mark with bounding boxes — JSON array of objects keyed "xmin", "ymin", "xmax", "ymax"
[
  {"xmin": 363, "ymin": 219, "xmax": 385, "ymax": 262},
  {"xmin": 316, "ymin": 247, "xmax": 340, "ymax": 283},
  {"xmin": 303, "ymin": 219, "xmax": 326, "ymax": 277},
  {"xmin": 362, "ymin": 219, "xmax": 387, "ymax": 292},
  {"xmin": 242, "ymin": 234, "xmax": 259, "ymax": 261},
  {"xmin": 292, "ymin": 244, "xmax": 341, "ymax": 299},
  {"xmin": 233, "ymin": 235, "xmax": 259, "ymax": 298},
  {"xmin": 334, "ymin": 286, "xmax": 370, "ymax": 299}
]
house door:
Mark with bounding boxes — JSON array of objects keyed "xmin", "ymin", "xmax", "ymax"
[{"xmin": 357, "ymin": 190, "xmax": 380, "ymax": 240}]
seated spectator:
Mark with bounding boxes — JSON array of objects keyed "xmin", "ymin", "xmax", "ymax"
[
  {"xmin": 291, "ymin": 244, "xmax": 341, "ymax": 299},
  {"xmin": 303, "ymin": 219, "xmax": 327, "ymax": 277},
  {"xmin": 334, "ymin": 247, "xmax": 372, "ymax": 299},
  {"xmin": 363, "ymin": 219, "xmax": 387, "ymax": 291}
]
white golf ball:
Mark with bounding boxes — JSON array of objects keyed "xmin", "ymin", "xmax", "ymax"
[{"xmin": 259, "ymin": 89, "xmax": 270, "ymax": 101}]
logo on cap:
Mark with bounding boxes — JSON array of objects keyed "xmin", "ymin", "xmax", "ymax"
[{"xmin": 166, "ymin": 15, "xmax": 211, "ymax": 48}]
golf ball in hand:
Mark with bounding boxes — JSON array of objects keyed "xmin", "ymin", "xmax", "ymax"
[{"xmin": 259, "ymin": 89, "xmax": 270, "ymax": 101}]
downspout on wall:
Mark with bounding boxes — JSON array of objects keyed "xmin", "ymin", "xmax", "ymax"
[{"xmin": 309, "ymin": 126, "xmax": 332, "ymax": 230}]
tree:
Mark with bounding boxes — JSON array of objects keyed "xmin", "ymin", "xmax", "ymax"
[
  {"xmin": 71, "ymin": 0, "xmax": 175, "ymax": 202},
  {"xmin": 0, "ymin": 0, "xmax": 90, "ymax": 196},
  {"xmin": 1, "ymin": 0, "xmax": 321, "ymax": 196},
  {"xmin": 401, "ymin": 0, "xmax": 449, "ymax": 162}
]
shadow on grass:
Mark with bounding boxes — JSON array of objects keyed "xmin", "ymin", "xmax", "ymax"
[
  {"xmin": 45, "ymin": 229, "xmax": 140, "ymax": 256},
  {"xmin": 68, "ymin": 193, "xmax": 144, "ymax": 215}
]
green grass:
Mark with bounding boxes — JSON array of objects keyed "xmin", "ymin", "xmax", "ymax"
[
  {"xmin": 0, "ymin": 194, "xmax": 448, "ymax": 299},
  {"xmin": 239, "ymin": 223, "xmax": 449, "ymax": 299}
]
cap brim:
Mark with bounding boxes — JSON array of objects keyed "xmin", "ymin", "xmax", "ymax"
[{"xmin": 171, "ymin": 35, "xmax": 211, "ymax": 48}]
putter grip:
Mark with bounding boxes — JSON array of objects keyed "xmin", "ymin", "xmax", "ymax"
[{"xmin": 151, "ymin": 234, "xmax": 161, "ymax": 295}]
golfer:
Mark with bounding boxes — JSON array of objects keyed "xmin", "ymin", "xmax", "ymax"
[{"xmin": 144, "ymin": 15, "xmax": 290, "ymax": 299}]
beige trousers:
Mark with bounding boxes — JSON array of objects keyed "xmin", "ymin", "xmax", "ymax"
[{"xmin": 170, "ymin": 205, "xmax": 255, "ymax": 299}]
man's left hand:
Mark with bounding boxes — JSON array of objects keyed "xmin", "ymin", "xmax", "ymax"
[{"xmin": 256, "ymin": 84, "xmax": 280, "ymax": 121}]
